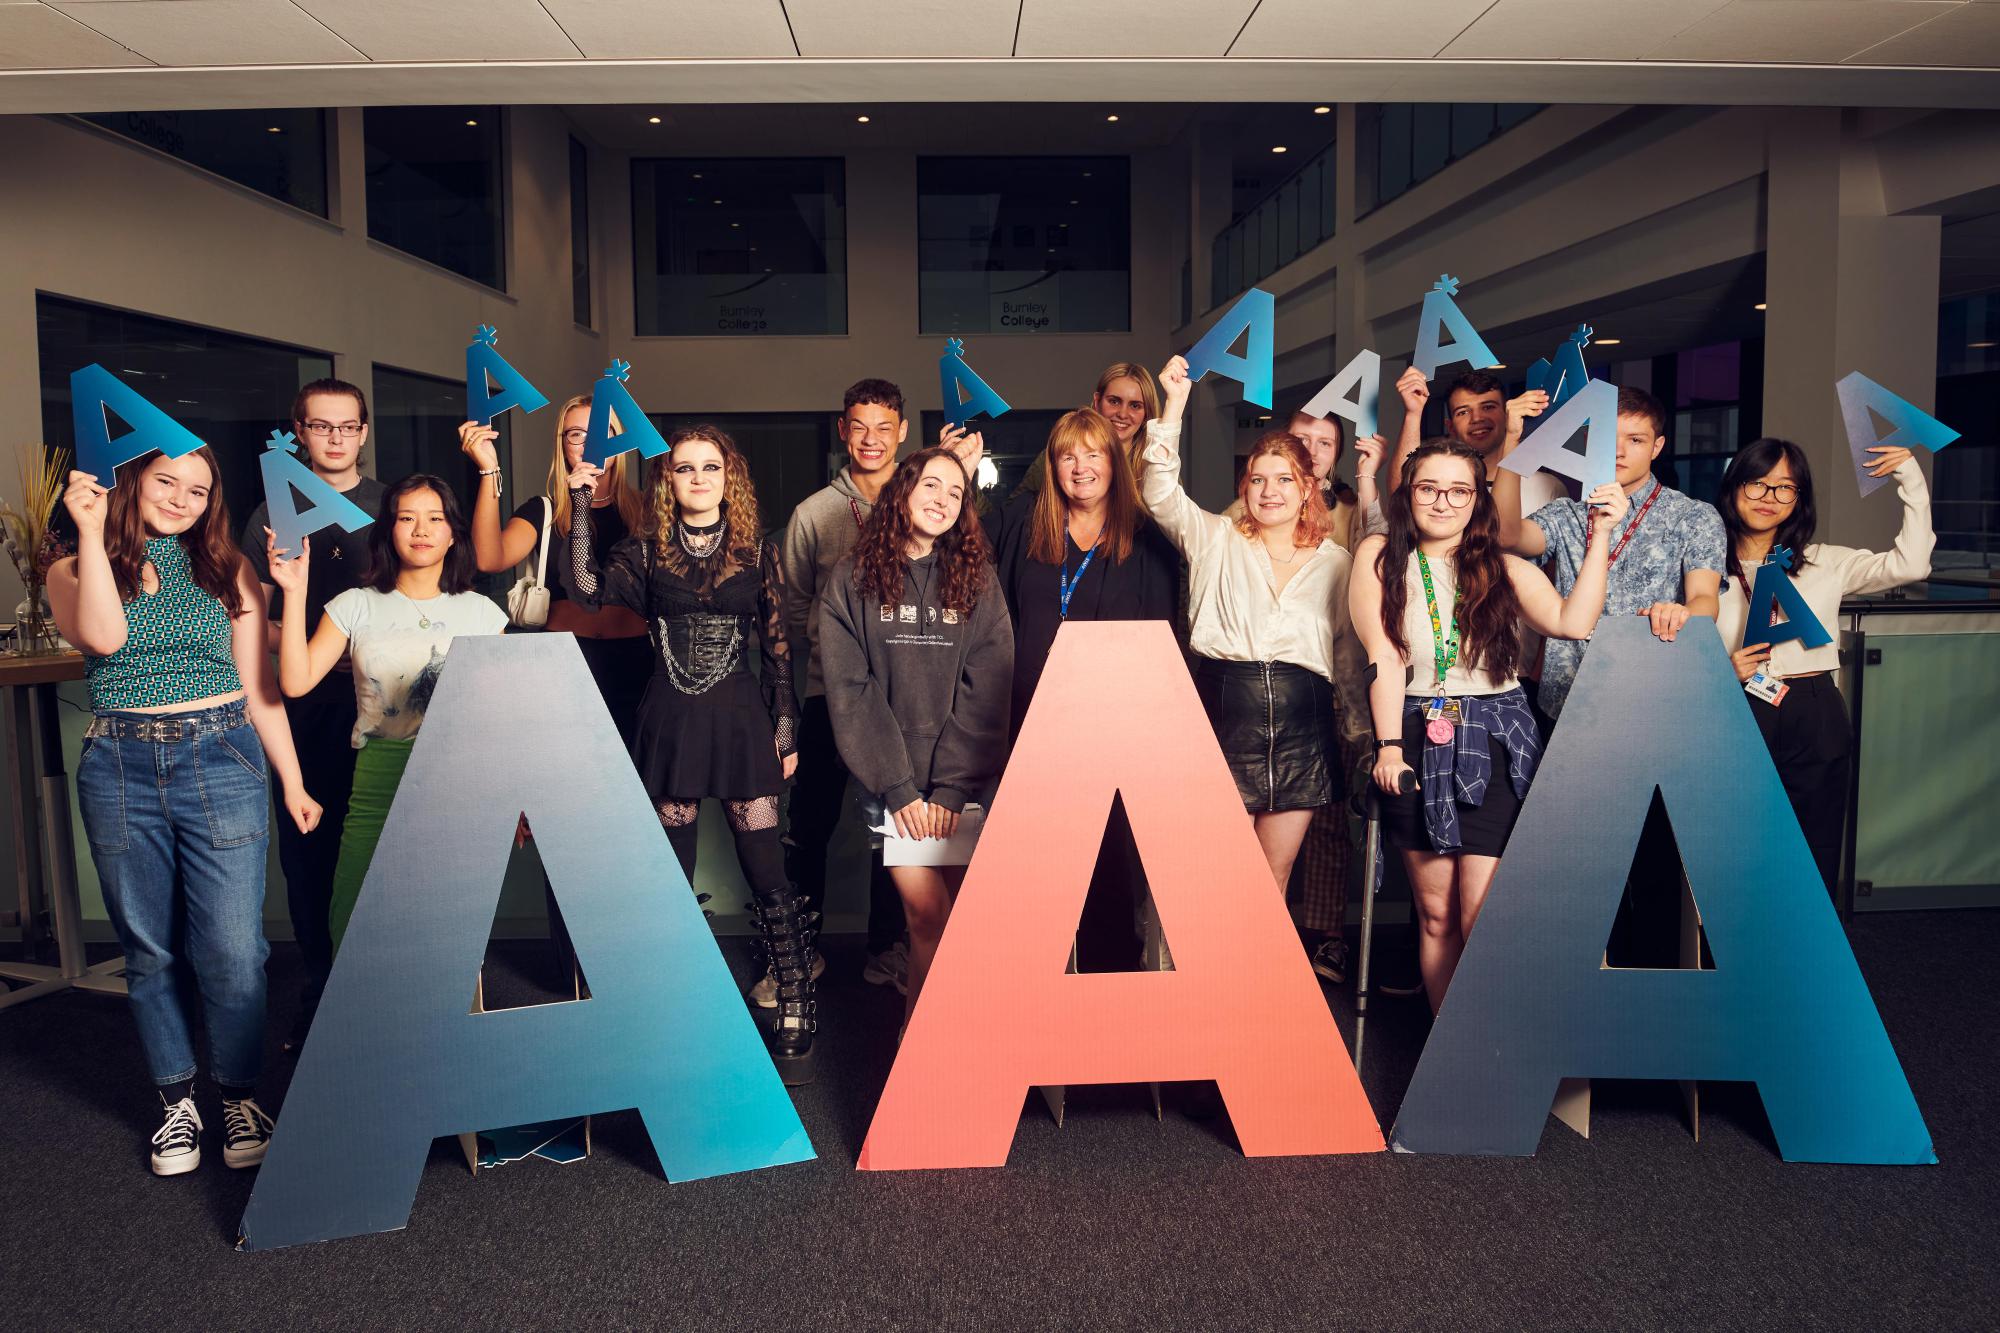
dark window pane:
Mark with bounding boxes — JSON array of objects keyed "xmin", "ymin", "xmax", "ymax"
[
  {"xmin": 1378, "ymin": 104, "xmax": 1414, "ymax": 204},
  {"xmin": 918, "ymin": 156, "xmax": 1129, "ymax": 334},
  {"xmin": 921, "ymin": 409, "xmax": 1069, "ymax": 503},
  {"xmin": 1278, "ymin": 179, "xmax": 1300, "ymax": 267},
  {"xmin": 1211, "ymin": 232, "xmax": 1228, "ymax": 310},
  {"xmin": 1412, "ymin": 104, "xmax": 1452, "ymax": 183},
  {"xmin": 36, "ymin": 294, "xmax": 331, "ymax": 527},
  {"xmin": 647, "ymin": 412, "xmax": 836, "ymax": 530},
  {"xmin": 1498, "ymin": 103, "xmax": 1542, "ymax": 130},
  {"xmin": 364, "ymin": 107, "xmax": 504, "ymax": 289},
  {"xmin": 1321, "ymin": 147, "xmax": 1338, "ymax": 235},
  {"xmin": 570, "ymin": 137, "xmax": 591, "ymax": 328},
  {"xmin": 76, "ymin": 109, "xmax": 327, "ymax": 216},
  {"xmin": 1259, "ymin": 197, "xmax": 1281, "ymax": 279},
  {"xmin": 633, "ymin": 158, "xmax": 846, "ymax": 336},
  {"xmin": 1296, "ymin": 158, "xmax": 1321, "ymax": 248},
  {"xmin": 1451, "ymin": 104, "xmax": 1498, "ymax": 158}
]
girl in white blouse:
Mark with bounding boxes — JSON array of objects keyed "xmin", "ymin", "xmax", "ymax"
[
  {"xmin": 1716, "ymin": 439, "xmax": 1933, "ymax": 896},
  {"xmin": 1141, "ymin": 355, "xmax": 1368, "ymax": 896}
]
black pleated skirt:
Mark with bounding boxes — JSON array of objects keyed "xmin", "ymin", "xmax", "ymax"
[
  {"xmin": 633, "ymin": 668, "xmax": 784, "ymax": 802},
  {"xmin": 1193, "ymin": 656, "xmax": 1334, "ymax": 813}
]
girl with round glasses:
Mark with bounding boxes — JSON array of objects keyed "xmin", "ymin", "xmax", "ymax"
[
  {"xmin": 1348, "ymin": 441, "xmax": 1625, "ymax": 1011},
  {"xmin": 1714, "ymin": 438, "xmax": 1932, "ymax": 896}
]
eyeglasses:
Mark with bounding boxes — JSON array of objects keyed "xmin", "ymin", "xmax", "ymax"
[
  {"xmin": 1742, "ymin": 481, "xmax": 1799, "ymax": 503},
  {"xmin": 300, "ymin": 421, "xmax": 364, "ymax": 438},
  {"xmin": 1411, "ymin": 482, "xmax": 1476, "ymax": 509},
  {"xmin": 560, "ymin": 428, "xmax": 589, "ymax": 444}
]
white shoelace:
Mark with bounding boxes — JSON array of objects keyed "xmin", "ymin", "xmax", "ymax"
[
  {"xmin": 153, "ymin": 1098, "xmax": 202, "ymax": 1152},
  {"xmin": 222, "ymin": 1098, "xmax": 273, "ymax": 1145}
]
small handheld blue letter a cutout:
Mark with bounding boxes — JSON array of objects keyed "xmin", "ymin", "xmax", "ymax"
[
  {"xmin": 70, "ymin": 364, "xmax": 207, "ymax": 485},
  {"xmin": 1185, "ymin": 288, "xmax": 1275, "ymax": 409}
]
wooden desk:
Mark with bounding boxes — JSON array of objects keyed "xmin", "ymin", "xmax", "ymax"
[{"xmin": 0, "ymin": 651, "xmax": 126, "ymax": 1009}]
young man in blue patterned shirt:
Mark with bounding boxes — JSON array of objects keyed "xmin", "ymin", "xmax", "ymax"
[{"xmin": 1492, "ymin": 385, "xmax": 1725, "ymax": 720}]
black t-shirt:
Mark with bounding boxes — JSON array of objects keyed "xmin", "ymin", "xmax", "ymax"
[
  {"xmin": 514, "ymin": 495, "xmax": 636, "ymax": 604},
  {"xmin": 242, "ymin": 475, "xmax": 388, "ymax": 631}
]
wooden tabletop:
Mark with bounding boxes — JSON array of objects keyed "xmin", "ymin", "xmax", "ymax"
[{"xmin": 0, "ymin": 651, "xmax": 86, "ymax": 687}]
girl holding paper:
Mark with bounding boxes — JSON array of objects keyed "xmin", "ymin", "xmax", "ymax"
[
  {"xmin": 562, "ymin": 427, "xmax": 818, "ymax": 1083},
  {"xmin": 1141, "ymin": 355, "xmax": 1368, "ymax": 899},
  {"xmin": 269, "ymin": 474, "xmax": 507, "ymax": 957},
  {"xmin": 819, "ymin": 448, "xmax": 1014, "ymax": 1029},
  {"xmin": 1348, "ymin": 441, "xmax": 1624, "ymax": 1012},
  {"xmin": 51, "ymin": 449, "xmax": 318, "ymax": 1177},
  {"xmin": 1714, "ymin": 439, "xmax": 1932, "ymax": 896}
]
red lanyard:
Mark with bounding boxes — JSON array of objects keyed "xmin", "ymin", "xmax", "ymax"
[
  {"xmin": 848, "ymin": 498, "xmax": 867, "ymax": 530},
  {"xmin": 1601, "ymin": 480, "xmax": 1662, "ymax": 567}
]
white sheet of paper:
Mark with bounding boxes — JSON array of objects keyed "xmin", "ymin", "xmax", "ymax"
[{"xmin": 875, "ymin": 803, "xmax": 986, "ymax": 867}]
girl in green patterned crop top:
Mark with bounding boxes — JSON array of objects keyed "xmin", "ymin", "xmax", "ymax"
[{"xmin": 48, "ymin": 448, "xmax": 320, "ymax": 1179}]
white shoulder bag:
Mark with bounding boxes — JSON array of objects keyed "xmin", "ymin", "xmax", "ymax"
[{"xmin": 506, "ymin": 496, "xmax": 553, "ymax": 628}]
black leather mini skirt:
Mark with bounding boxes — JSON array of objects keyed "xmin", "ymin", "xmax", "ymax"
[{"xmin": 1193, "ymin": 656, "xmax": 1334, "ymax": 814}]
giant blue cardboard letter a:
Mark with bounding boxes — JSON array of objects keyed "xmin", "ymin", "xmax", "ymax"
[
  {"xmin": 1391, "ymin": 619, "xmax": 1931, "ymax": 1165},
  {"xmin": 238, "ymin": 635, "xmax": 813, "ymax": 1250}
]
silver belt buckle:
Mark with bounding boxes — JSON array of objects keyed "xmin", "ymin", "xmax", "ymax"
[{"xmin": 137, "ymin": 718, "xmax": 187, "ymax": 743}]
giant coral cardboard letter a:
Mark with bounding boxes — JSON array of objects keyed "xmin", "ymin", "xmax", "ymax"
[{"xmin": 858, "ymin": 621, "xmax": 1382, "ymax": 1169}]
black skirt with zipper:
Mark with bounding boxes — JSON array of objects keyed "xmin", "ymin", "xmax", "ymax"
[{"xmin": 1193, "ymin": 656, "xmax": 1335, "ymax": 813}]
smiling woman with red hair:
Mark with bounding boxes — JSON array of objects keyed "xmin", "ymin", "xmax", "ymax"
[{"xmin": 1140, "ymin": 355, "xmax": 1371, "ymax": 903}]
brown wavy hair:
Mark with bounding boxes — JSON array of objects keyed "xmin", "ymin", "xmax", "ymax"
[
  {"xmin": 647, "ymin": 425, "xmax": 762, "ymax": 588},
  {"xmin": 1373, "ymin": 440, "xmax": 1521, "ymax": 681},
  {"xmin": 853, "ymin": 448, "xmax": 989, "ymax": 613},
  {"xmin": 547, "ymin": 394, "xmax": 644, "ymax": 538},
  {"xmin": 104, "ymin": 448, "xmax": 245, "ymax": 615},
  {"xmin": 1026, "ymin": 409, "xmax": 1142, "ymax": 566},
  {"xmin": 1232, "ymin": 430, "xmax": 1332, "ymax": 548}
]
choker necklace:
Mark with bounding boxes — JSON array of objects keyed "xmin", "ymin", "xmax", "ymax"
[{"xmin": 678, "ymin": 518, "xmax": 724, "ymax": 560}]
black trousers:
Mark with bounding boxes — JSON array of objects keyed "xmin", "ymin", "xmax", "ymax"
[
  {"xmin": 275, "ymin": 674, "xmax": 360, "ymax": 1017},
  {"xmin": 1750, "ymin": 673, "xmax": 1852, "ymax": 901},
  {"xmin": 786, "ymin": 696, "xmax": 905, "ymax": 952}
]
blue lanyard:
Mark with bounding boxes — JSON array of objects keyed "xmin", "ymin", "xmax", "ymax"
[{"xmin": 1058, "ymin": 529, "xmax": 1099, "ymax": 620}]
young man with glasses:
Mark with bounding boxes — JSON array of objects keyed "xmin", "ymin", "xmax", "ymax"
[
  {"xmin": 240, "ymin": 379, "xmax": 386, "ymax": 1050},
  {"xmin": 779, "ymin": 380, "xmax": 911, "ymax": 995}
]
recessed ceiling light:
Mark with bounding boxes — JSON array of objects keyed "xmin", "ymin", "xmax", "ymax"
[
  {"xmin": 691, "ymin": 172, "xmax": 703, "ymax": 179},
  {"xmin": 1313, "ymin": 106, "xmax": 1331, "ymax": 115},
  {"xmin": 1105, "ymin": 114, "xmax": 1120, "ymax": 123},
  {"xmin": 730, "ymin": 222, "xmax": 740, "ymax": 228},
  {"xmin": 711, "ymin": 198, "xmax": 722, "ymax": 205},
  {"xmin": 856, "ymin": 115, "xmax": 871, "ymax": 124},
  {"xmin": 648, "ymin": 116, "xmax": 662, "ymax": 125},
  {"xmin": 1754, "ymin": 302, "xmax": 1767, "ymax": 311},
  {"xmin": 1971, "ymin": 340, "xmax": 1997, "ymax": 348},
  {"xmin": 464, "ymin": 119, "xmax": 478, "ymax": 127},
  {"xmin": 1595, "ymin": 338, "xmax": 1622, "ymax": 346},
  {"xmin": 1272, "ymin": 145, "xmax": 1288, "ymax": 154},
  {"xmin": 266, "ymin": 126, "xmax": 282, "ymax": 134},
  {"xmin": 1069, "ymin": 199, "xmax": 1078, "ymax": 205}
]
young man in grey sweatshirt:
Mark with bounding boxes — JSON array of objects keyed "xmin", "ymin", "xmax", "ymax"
[{"xmin": 781, "ymin": 379, "xmax": 910, "ymax": 989}]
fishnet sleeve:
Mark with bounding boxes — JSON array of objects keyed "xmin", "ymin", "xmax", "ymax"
[
  {"xmin": 560, "ymin": 486, "xmax": 646, "ymax": 615},
  {"xmin": 759, "ymin": 538, "xmax": 800, "ymax": 758}
]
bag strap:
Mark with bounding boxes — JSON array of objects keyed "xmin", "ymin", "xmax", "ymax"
[{"xmin": 534, "ymin": 495, "xmax": 553, "ymax": 587}]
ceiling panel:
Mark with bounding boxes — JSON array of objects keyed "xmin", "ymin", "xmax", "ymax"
[
  {"xmin": 1015, "ymin": 0, "xmax": 1257, "ymax": 57},
  {"xmin": 292, "ymin": 0, "xmax": 580, "ymax": 61},
  {"xmin": 1850, "ymin": 1, "xmax": 2000, "ymax": 63},
  {"xmin": 1231, "ymin": 0, "xmax": 1499, "ymax": 59},
  {"xmin": 537, "ymin": 0, "xmax": 795, "ymax": 59},
  {"xmin": 783, "ymin": 0, "xmax": 1022, "ymax": 57},
  {"xmin": 0, "ymin": 2, "xmax": 149, "ymax": 67},
  {"xmin": 1442, "ymin": 0, "xmax": 1733, "ymax": 60},
  {"xmin": 1646, "ymin": 0, "xmax": 1961, "ymax": 64},
  {"xmin": 49, "ymin": 0, "xmax": 363, "ymax": 66}
]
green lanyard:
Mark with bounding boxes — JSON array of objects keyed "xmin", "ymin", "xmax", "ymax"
[{"xmin": 1415, "ymin": 551, "xmax": 1458, "ymax": 697}]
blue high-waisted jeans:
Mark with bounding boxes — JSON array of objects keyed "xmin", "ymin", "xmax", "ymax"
[{"xmin": 75, "ymin": 699, "xmax": 271, "ymax": 1089}]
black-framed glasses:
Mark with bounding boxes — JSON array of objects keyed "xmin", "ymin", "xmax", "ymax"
[
  {"xmin": 1411, "ymin": 481, "xmax": 1476, "ymax": 508},
  {"xmin": 1742, "ymin": 481, "xmax": 1799, "ymax": 503},
  {"xmin": 300, "ymin": 420, "xmax": 364, "ymax": 438}
]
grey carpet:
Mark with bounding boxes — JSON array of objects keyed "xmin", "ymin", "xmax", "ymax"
[{"xmin": 2, "ymin": 912, "xmax": 1995, "ymax": 1331}]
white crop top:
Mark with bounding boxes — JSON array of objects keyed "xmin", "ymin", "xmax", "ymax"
[{"xmin": 1399, "ymin": 554, "xmax": 1520, "ymax": 698}]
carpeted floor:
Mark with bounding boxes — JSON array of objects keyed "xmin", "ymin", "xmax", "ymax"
[{"xmin": 3, "ymin": 911, "xmax": 1996, "ymax": 1331}]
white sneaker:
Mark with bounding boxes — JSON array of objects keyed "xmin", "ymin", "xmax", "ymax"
[
  {"xmin": 221, "ymin": 1097, "xmax": 274, "ymax": 1169},
  {"xmin": 748, "ymin": 953, "xmax": 825, "ymax": 1009},
  {"xmin": 151, "ymin": 1096, "xmax": 202, "ymax": 1176},
  {"xmin": 862, "ymin": 940, "xmax": 910, "ymax": 995}
]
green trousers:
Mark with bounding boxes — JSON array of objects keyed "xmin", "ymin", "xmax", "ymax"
[{"xmin": 327, "ymin": 736, "xmax": 415, "ymax": 955}]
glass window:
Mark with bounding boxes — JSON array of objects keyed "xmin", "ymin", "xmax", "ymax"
[
  {"xmin": 364, "ymin": 107, "xmax": 505, "ymax": 289},
  {"xmin": 1363, "ymin": 103, "xmax": 1543, "ymax": 214},
  {"xmin": 1278, "ymin": 180, "xmax": 1299, "ymax": 268},
  {"xmin": 1296, "ymin": 158, "xmax": 1322, "ymax": 251},
  {"xmin": 919, "ymin": 409, "xmax": 1069, "ymax": 503},
  {"xmin": 570, "ymin": 137, "xmax": 592, "ymax": 328},
  {"xmin": 371, "ymin": 363, "xmax": 508, "ymax": 538},
  {"xmin": 36, "ymin": 294, "xmax": 331, "ymax": 527},
  {"xmin": 1936, "ymin": 295, "xmax": 2000, "ymax": 562},
  {"xmin": 1451, "ymin": 104, "xmax": 1498, "ymax": 158},
  {"xmin": 1377, "ymin": 104, "xmax": 1413, "ymax": 205},
  {"xmin": 918, "ymin": 157, "xmax": 1129, "ymax": 335},
  {"xmin": 632, "ymin": 158, "xmax": 847, "ymax": 336},
  {"xmin": 76, "ymin": 109, "xmax": 328, "ymax": 216}
]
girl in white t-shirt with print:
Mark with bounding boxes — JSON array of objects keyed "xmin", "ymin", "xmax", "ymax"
[{"xmin": 269, "ymin": 472, "xmax": 508, "ymax": 952}]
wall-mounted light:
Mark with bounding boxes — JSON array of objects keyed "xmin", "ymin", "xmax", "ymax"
[
  {"xmin": 1754, "ymin": 302, "xmax": 1767, "ymax": 311},
  {"xmin": 1971, "ymin": 340, "xmax": 1997, "ymax": 349},
  {"xmin": 1595, "ymin": 338, "xmax": 1622, "ymax": 346}
]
